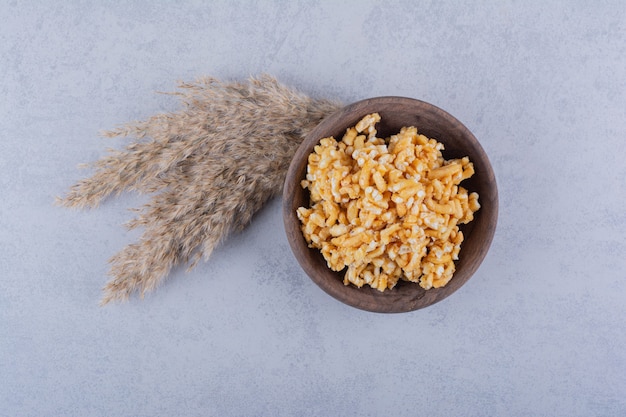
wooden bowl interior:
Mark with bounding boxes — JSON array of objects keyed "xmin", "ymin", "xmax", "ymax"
[{"xmin": 283, "ymin": 97, "xmax": 498, "ymax": 313}]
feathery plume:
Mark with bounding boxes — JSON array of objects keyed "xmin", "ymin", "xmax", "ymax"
[{"xmin": 57, "ymin": 74, "xmax": 342, "ymax": 304}]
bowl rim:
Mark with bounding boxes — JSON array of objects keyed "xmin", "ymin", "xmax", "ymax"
[{"xmin": 282, "ymin": 96, "xmax": 498, "ymax": 313}]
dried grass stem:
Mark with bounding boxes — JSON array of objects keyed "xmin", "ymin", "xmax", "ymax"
[{"xmin": 57, "ymin": 75, "xmax": 342, "ymax": 304}]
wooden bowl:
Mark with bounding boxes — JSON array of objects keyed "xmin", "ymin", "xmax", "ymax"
[{"xmin": 282, "ymin": 97, "xmax": 498, "ymax": 313}]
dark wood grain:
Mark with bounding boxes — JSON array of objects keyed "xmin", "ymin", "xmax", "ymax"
[{"xmin": 283, "ymin": 97, "xmax": 498, "ymax": 313}]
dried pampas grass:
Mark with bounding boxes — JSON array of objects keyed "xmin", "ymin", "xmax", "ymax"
[{"xmin": 57, "ymin": 74, "xmax": 342, "ymax": 305}]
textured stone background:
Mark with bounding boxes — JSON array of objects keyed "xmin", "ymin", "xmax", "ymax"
[{"xmin": 1, "ymin": 1, "xmax": 625, "ymax": 416}]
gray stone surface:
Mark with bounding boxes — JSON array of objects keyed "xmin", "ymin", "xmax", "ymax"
[{"xmin": 1, "ymin": 1, "xmax": 625, "ymax": 416}]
